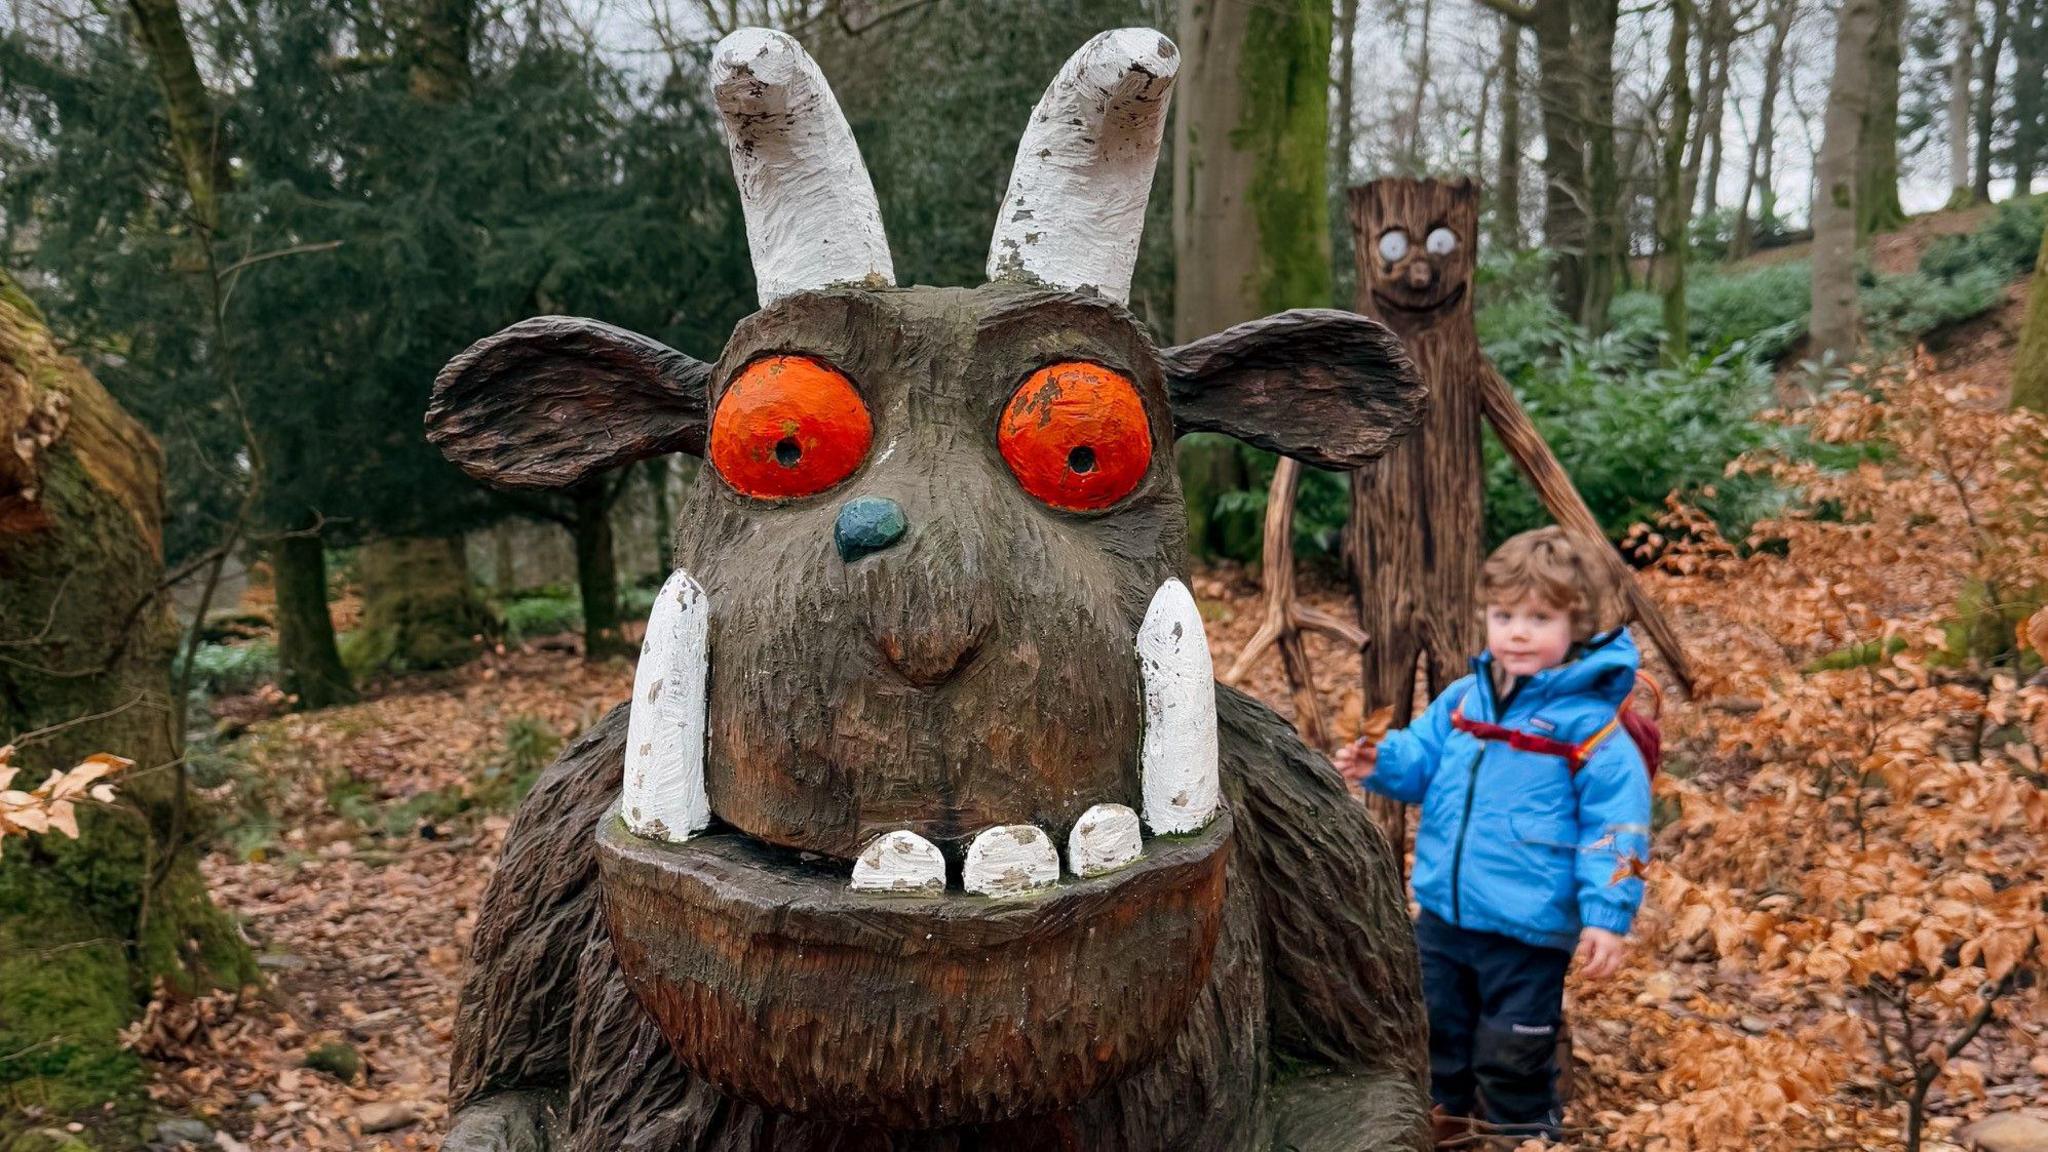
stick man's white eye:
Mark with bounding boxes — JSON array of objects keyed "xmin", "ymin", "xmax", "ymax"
[
  {"xmin": 1425, "ymin": 227, "xmax": 1459, "ymax": 256},
  {"xmin": 1377, "ymin": 230, "xmax": 1410, "ymax": 262}
]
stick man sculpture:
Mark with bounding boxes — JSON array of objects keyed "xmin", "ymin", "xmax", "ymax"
[{"xmin": 427, "ymin": 28, "xmax": 1431, "ymax": 1152}]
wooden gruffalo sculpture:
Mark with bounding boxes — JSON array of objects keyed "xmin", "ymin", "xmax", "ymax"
[{"xmin": 425, "ymin": 27, "xmax": 1431, "ymax": 1152}]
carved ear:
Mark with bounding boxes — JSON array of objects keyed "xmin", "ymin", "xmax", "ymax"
[
  {"xmin": 426, "ymin": 316, "xmax": 713, "ymax": 491},
  {"xmin": 1160, "ymin": 309, "xmax": 1426, "ymax": 470}
]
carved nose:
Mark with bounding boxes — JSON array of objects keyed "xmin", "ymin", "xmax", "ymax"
[
  {"xmin": 835, "ymin": 496, "xmax": 907, "ymax": 563},
  {"xmin": 1404, "ymin": 261, "xmax": 1436, "ymax": 290}
]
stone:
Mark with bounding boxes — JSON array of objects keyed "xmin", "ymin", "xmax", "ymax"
[
  {"xmin": 357, "ymin": 1102, "xmax": 417, "ymax": 1135},
  {"xmin": 1960, "ymin": 1112, "xmax": 2048, "ymax": 1152},
  {"xmin": 152, "ymin": 1120, "xmax": 212, "ymax": 1147}
]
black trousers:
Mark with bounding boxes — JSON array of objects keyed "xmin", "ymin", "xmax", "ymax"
[{"xmin": 1416, "ymin": 908, "xmax": 1572, "ymax": 1134}]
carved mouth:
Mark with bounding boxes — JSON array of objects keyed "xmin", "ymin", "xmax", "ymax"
[
  {"xmin": 601, "ymin": 574, "xmax": 1233, "ymax": 1127},
  {"xmin": 1371, "ymin": 281, "xmax": 1466, "ymax": 316}
]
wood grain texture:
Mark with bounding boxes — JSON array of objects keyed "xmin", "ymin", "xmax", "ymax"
[
  {"xmin": 445, "ymin": 687, "xmax": 1427, "ymax": 1150},
  {"xmin": 426, "ymin": 315, "xmax": 712, "ymax": 492},
  {"xmin": 1161, "ymin": 309, "xmax": 1427, "ymax": 470},
  {"xmin": 1346, "ymin": 179, "xmax": 1486, "ymax": 852}
]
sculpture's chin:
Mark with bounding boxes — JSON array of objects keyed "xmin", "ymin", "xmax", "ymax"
[
  {"xmin": 596, "ymin": 806, "xmax": 1233, "ymax": 1130},
  {"xmin": 1370, "ymin": 281, "xmax": 1466, "ymax": 317}
]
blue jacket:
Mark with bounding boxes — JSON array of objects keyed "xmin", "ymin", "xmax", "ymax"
[{"xmin": 1362, "ymin": 630, "xmax": 1653, "ymax": 951}]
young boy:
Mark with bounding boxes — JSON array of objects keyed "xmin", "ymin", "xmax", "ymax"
[{"xmin": 1335, "ymin": 526, "xmax": 1652, "ymax": 1140}]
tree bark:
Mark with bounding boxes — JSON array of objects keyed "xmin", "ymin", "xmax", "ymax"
[
  {"xmin": 1682, "ymin": 0, "xmax": 1728, "ymax": 216},
  {"xmin": 1950, "ymin": 0, "xmax": 1979, "ymax": 205},
  {"xmin": 1406, "ymin": 0, "xmax": 1436, "ymax": 169},
  {"xmin": 1976, "ymin": 0, "xmax": 2011, "ymax": 201},
  {"xmin": 1497, "ymin": 16, "xmax": 1526, "ymax": 250},
  {"xmin": 1733, "ymin": 0, "xmax": 1796, "ymax": 257},
  {"xmin": 2014, "ymin": 0, "xmax": 2047, "ymax": 194},
  {"xmin": 1576, "ymin": 0, "xmax": 1622, "ymax": 331},
  {"xmin": 272, "ymin": 529, "xmax": 356, "ymax": 707},
  {"xmin": 2012, "ymin": 227, "xmax": 2048, "ymax": 409},
  {"xmin": 1523, "ymin": 0, "xmax": 1590, "ymax": 319},
  {"xmin": 355, "ymin": 534, "xmax": 493, "ymax": 671},
  {"xmin": 125, "ymin": 0, "xmax": 226, "ymax": 233},
  {"xmin": 0, "ymin": 274, "xmax": 253, "ymax": 1116},
  {"xmin": 402, "ymin": 0, "xmax": 473, "ymax": 102},
  {"xmin": 1814, "ymin": 0, "xmax": 1881, "ymax": 368},
  {"xmin": 1659, "ymin": 0, "xmax": 1694, "ymax": 362},
  {"xmin": 1348, "ymin": 178, "xmax": 1485, "ymax": 856},
  {"xmin": 570, "ymin": 479, "xmax": 626, "ymax": 660},
  {"xmin": 1858, "ymin": 0, "xmax": 1909, "ymax": 235}
]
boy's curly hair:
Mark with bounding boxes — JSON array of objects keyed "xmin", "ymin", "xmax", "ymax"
[{"xmin": 1478, "ymin": 526, "xmax": 1624, "ymax": 641}]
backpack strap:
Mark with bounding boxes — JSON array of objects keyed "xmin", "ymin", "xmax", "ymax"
[{"xmin": 1450, "ymin": 699, "xmax": 1621, "ymax": 774}]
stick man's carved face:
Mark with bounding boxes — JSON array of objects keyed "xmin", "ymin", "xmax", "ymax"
[
  {"xmin": 425, "ymin": 26, "xmax": 1427, "ymax": 1130},
  {"xmin": 1362, "ymin": 179, "xmax": 1480, "ymax": 325}
]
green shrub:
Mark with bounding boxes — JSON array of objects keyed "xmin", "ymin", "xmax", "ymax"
[
  {"xmin": 1862, "ymin": 266, "xmax": 2006, "ymax": 349},
  {"xmin": 1920, "ymin": 197, "xmax": 2045, "ymax": 282},
  {"xmin": 185, "ymin": 641, "xmax": 279, "ymax": 698},
  {"xmin": 619, "ymin": 583, "xmax": 658, "ymax": 619},
  {"xmin": 500, "ymin": 593, "xmax": 581, "ymax": 643}
]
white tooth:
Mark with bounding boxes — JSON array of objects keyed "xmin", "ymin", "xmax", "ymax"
[
  {"xmin": 623, "ymin": 569, "xmax": 712, "ymax": 842},
  {"xmin": 1137, "ymin": 578, "xmax": 1219, "ymax": 834},
  {"xmin": 849, "ymin": 830, "xmax": 946, "ymax": 894},
  {"xmin": 963, "ymin": 825, "xmax": 1060, "ymax": 896},
  {"xmin": 1066, "ymin": 803, "xmax": 1142, "ymax": 877}
]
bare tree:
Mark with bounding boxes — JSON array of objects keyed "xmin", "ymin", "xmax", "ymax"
[
  {"xmin": 1813, "ymin": 0, "xmax": 1882, "ymax": 368},
  {"xmin": 1658, "ymin": 0, "xmax": 1694, "ymax": 362},
  {"xmin": 1732, "ymin": 0, "xmax": 1798, "ymax": 256},
  {"xmin": 1975, "ymin": 0, "xmax": 2011, "ymax": 200},
  {"xmin": 1949, "ymin": 0, "xmax": 1979, "ymax": 205},
  {"xmin": 1497, "ymin": 15, "xmax": 1526, "ymax": 249}
]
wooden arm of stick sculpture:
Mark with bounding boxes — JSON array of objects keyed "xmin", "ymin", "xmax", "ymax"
[
  {"xmin": 1222, "ymin": 456, "xmax": 1371, "ymax": 751},
  {"xmin": 1477, "ymin": 365, "xmax": 1696, "ymax": 695}
]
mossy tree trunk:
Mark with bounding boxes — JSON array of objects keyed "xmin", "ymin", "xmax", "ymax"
[
  {"xmin": 353, "ymin": 534, "xmax": 494, "ymax": 672},
  {"xmin": 1857, "ymin": 0, "xmax": 1909, "ymax": 236},
  {"xmin": 2012, "ymin": 229, "xmax": 2048, "ymax": 411},
  {"xmin": 0, "ymin": 274, "xmax": 255, "ymax": 1122},
  {"xmin": 272, "ymin": 529, "xmax": 356, "ymax": 707}
]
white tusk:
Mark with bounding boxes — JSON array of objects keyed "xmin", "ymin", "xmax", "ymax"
[
  {"xmin": 623, "ymin": 569, "xmax": 711, "ymax": 842},
  {"xmin": 1137, "ymin": 579, "xmax": 1219, "ymax": 834},
  {"xmin": 985, "ymin": 28, "xmax": 1178, "ymax": 305},
  {"xmin": 1066, "ymin": 803, "xmax": 1142, "ymax": 877},
  {"xmin": 712, "ymin": 27, "xmax": 895, "ymax": 307},
  {"xmin": 850, "ymin": 829, "xmax": 947, "ymax": 894},
  {"xmin": 963, "ymin": 825, "xmax": 1061, "ymax": 896}
]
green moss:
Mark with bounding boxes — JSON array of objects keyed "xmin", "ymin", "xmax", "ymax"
[
  {"xmin": 304, "ymin": 1042, "xmax": 362, "ymax": 1083},
  {"xmin": 1234, "ymin": 0, "xmax": 1334, "ymax": 314},
  {"xmin": 1803, "ymin": 636, "xmax": 1908, "ymax": 672},
  {"xmin": 0, "ymin": 852, "xmax": 145, "ymax": 1116}
]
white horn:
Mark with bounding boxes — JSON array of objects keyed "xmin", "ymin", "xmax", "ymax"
[
  {"xmin": 1137, "ymin": 578, "xmax": 1219, "ymax": 834},
  {"xmin": 712, "ymin": 28, "xmax": 895, "ymax": 307},
  {"xmin": 986, "ymin": 28, "xmax": 1178, "ymax": 305},
  {"xmin": 623, "ymin": 569, "xmax": 711, "ymax": 842}
]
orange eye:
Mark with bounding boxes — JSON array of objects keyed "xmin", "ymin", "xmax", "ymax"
[
  {"xmin": 998, "ymin": 362, "xmax": 1152, "ymax": 512},
  {"xmin": 710, "ymin": 355, "xmax": 872, "ymax": 500}
]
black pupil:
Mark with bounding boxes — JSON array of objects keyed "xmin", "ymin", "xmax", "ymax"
[
  {"xmin": 774, "ymin": 437, "xmax": 802, "ymax": 467},
  {"xmin": 1068, "ymin": 445, "xmax": 1097, "ymax": 474}
]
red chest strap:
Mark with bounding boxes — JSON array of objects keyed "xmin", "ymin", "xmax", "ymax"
[{"xmin": 1450, "ymin": 702, "xmax": 1618, "ymax": 773}]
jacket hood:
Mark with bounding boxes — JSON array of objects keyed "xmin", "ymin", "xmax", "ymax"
[{"xmin": 1474, "ymin": 627, "xmax": 1641, "ymax": 713}]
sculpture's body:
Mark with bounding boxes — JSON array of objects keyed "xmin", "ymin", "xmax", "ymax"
[{"xmin": 429, "ymin": 28, "xmax": 1431, "ymax": 1152}]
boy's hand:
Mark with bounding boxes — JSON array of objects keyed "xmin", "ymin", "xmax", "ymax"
[
  {"xmin": 1333, "ymin": 738, "xmax": 1378, "ymax": 784},
  {"xmin": 1574, "ymin": 927, "xmax": 1628, "ymax": 980}
]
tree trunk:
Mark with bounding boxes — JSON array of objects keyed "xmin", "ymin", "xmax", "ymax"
[
  {"xmin": 1174, "ymin": 0, "xmax": 1331, "ymax": 556},
  {"xmin": 1497, "ymin": 16, "xmax": 1526, "ymax": 250},
  {"xmin": 1527, "ymin": 0, "xmax": 1589, "ymax": 319},
  {"xmin": 2014, "ymin": 0, "xmax": 2046, "ymax": 195},
  {"xmin": 1697, "ymin": 8, "xmax": 1733, "ymax": 217},
  {"xmin": 571, "ymin": 480, "xmax": 625, "ymax": 660},
  {"xmin": 272, "ymin": 529, "xmax": 356, "ymax": 707},
  {"xmin": 0, "ymin": 274, "xmax": 254, "ymax": 1119},
  {"xmin": 1348, "ymin": 179, "xmax": 1485, "ymax": 856},
  {"xmin": 1335, "ymin": 0, "xmax": 1361, "ymax": 305},
  {"xmin": 646, "ymin": 456, "xmax": 675, "ymax": 570},
  {"xmin": 1976, "ymin": 0, "xmax": 2010, "ymax": 201},
  {"xmin": 402, "ymin": 0, "xmax": 473, "ymax": 102},
  {"xmin": 1406, "ymin": 0, "xmax": 1436, "ymax": 169},
  {"xmin": 1950, "ymin": 0, "xmax": 1979, "ymax": 205},
  {"xmin": 1576, "ymin": 0, "xmax": 1621, "ymax": 331},
  {"xmin": 354, "ymin": 534, "xmax": 492, "ymax": 671},
  {"xmin": 1681, "ymin": 0, "xmax": 1727, "ymax": 215},
  {"xmin": 125, "ymin": 0, "xmax": 226, "ymax": 232},
  {"xmin": 1858, "ymin": 0, "xmax": 1909, "ymax": 234},
  {"xmin": 2012, "ymin": 227, "xmax": 2048, "ymax": 409},
  {"xmin": 1659, "ymin": 0, "xmax": 1694, "ymax": 363},
  {"xmin": 1815, "ymin": 0, "xmax": 1881, "ymax": 368},
  {"xmin": 1734, "ymin": 0, "xmax": 1796, "ymax": 257}
]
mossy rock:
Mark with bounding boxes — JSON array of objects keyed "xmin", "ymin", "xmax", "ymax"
[
  {"xmin": 303, "ymin": 1042, "xmax": 362, "ymax": 1083},
  {"xmin": 6, "ymin": 1129, "xmax": 96, "ymax": 1152}
]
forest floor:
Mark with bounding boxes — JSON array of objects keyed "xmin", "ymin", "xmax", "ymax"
[{"xmin": 121, "ymin": 261, "xmax": 2047, "ymax": 1152}]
